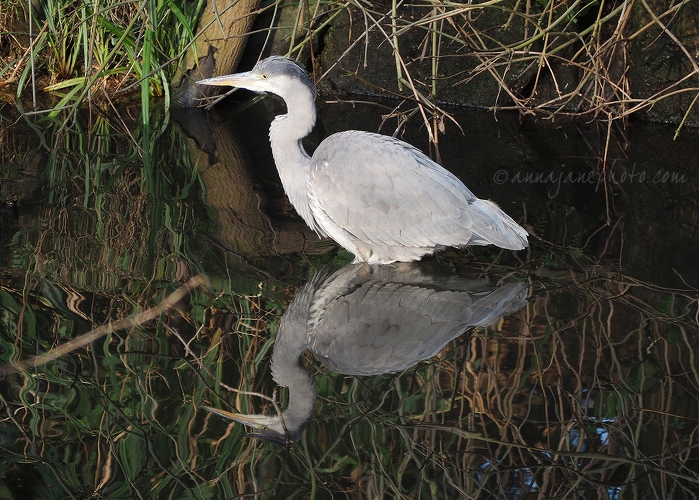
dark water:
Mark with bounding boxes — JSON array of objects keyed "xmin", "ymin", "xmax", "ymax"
[{"xmin": 0, "ymin": 97, "xmax": 697, "ymax": 498}]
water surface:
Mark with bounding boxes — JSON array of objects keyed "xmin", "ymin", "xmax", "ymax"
[{"xmin": 0, "ymin": 99, "xmax": 697, "ymax": 498}]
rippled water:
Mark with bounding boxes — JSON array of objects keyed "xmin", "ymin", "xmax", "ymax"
[{"xmin": 0, "ymin": 98, "xmax": 697, "ymax": 498}]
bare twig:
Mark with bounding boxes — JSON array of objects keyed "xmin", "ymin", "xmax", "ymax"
[{"xmin": 0, "ymin": 275, "xmax": 206, "ymax": 376}]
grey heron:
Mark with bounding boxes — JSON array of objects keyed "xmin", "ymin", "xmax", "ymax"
[
  {"xmin": 203, "ymin": 263, "xmax": 529, "ymax": 444},
  {"xmin": 197, "ymin": 56, "xmax": 529, "ymax": 264}
]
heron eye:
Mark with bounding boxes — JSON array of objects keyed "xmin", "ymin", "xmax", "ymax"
[{"xmin": 262, "ymin": 73, "xmax": 268, "ymax": 79}]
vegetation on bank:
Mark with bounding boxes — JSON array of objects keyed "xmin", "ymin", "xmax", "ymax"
[{"xmin": 1, "ymin": 0, "xmax": 698, "ymax": 136}]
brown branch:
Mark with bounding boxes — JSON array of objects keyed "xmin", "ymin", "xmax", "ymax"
[{"xmin": 0, "ymin": 275, "xmax": 207, "ymax": 376}]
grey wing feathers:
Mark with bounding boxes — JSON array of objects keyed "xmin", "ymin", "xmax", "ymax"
[
  {"xmin": 310, "ymin": 281, "xmax": 473, "ymax": 375},
  {"xmin": 309, "ymin": 131, "xmax": 526, "ymax": 250},
  {"xmin": 305, "ymin": 264, "xmax": 529, "ymax": 376}
]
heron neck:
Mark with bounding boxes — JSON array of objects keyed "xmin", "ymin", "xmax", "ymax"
[
  {"xmin": 273, "ymin": 361, "xmax": 316, "ymax": 436},
  {"xmin": 268, "ymin": 91, "xmax": 317, "ymax": 230},
  {"xmin": 270, "ymin": 329, "xmax": 316, "ymax": 438},
  {"xmin": 269, "ymin": 277, "xmax": 317, "ymax": 436}
]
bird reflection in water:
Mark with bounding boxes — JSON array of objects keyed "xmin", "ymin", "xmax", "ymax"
[{"xmin": 203, "ymin": 263, "xmax": 529, "ymax": 445}]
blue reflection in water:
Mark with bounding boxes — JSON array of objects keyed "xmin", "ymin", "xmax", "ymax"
[
  {"xmin": 475, "ymin": 461, "xmax": 538, "ymax": 496},
  {"xmin": 608, "ymin": 486, "xmax": 621, "ymax": 500}
]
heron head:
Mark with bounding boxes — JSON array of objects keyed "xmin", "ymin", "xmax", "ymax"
[{"xmin": 197, "ymin": 56, "xmax": 315, "ymax": 101}]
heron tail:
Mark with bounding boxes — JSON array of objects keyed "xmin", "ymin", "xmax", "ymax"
[{"xmin": 468, "ymin": 199, "xmax": 529, "ymax": 250}]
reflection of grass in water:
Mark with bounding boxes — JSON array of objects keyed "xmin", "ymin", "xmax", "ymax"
[
  {"xmin": 10, "ymin": 107, "xmax": 217, "ymax": 290},
  {"xmin": 0, "ymin": 279, "xmax": 289, "ymax": 498},
  {"xmin": 0, "ymin": 111, "xmax": 697, "ymax": 496},
  {"xmin": 0, "ymin": 107, "xmax": 265, "ymax": 497},
  {"xmin": 0, "ymin": 251, "xmax": 698, "ymax": 497},
  {"xmin": 180, "ymin": 258, "xmax": 697, "ymax": 497}
]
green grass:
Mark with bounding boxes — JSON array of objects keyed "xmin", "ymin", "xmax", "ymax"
[
  {"xmin": 3, "ymin": 0, "xmax": 696, "ymax": 140},
  {"xmin": 2, "ymin": 0, "xmax": 204, "ymax": 123}
]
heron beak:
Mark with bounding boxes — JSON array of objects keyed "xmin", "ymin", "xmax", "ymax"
[
  {"xmin": 201, "ymin": 405, "xmax": 272, "ymax": 429},
  {"xmin": 202, "ymin": 405, "xmax": 290, "ymax": 444},
  {"xmin": 197, "ymin": 71, "xmax": 266, "ymax": 92}
]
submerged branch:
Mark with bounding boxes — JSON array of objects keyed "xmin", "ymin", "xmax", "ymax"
[{"xmin": 0, "ymin": 275, "xmax": 207, "ymax": 376}]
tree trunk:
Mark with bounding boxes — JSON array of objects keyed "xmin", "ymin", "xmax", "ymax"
[{"xmin": 171, "ymin": 0, "xmax": 262, "ymax": 107}]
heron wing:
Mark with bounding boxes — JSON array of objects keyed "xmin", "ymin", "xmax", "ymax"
[
  {"xmin": 306, "ymin": 264, "xmax": 529, "ymax": 376},
  {"xmin": 311, "ymin": 282, "xmax": 474, "ymax": 375},
  {"xmin": 310, "ymin": 279, "xmax": 528, "ymax": 375},
  {"xmin": 308, "ymin": 131, "xmax": 517, "ymax": 249}
]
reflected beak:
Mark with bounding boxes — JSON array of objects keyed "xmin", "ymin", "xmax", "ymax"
[
  {"xmin": 197, "ymin": 72, "xmax": 266, "ymax": 92},
  {"xmin": 202, "ymin": 405, "xmax": 289, "ymax": 445},
  {"xmin": 201, "ymin": 405, "xmax": 271, "ymax": 429}
]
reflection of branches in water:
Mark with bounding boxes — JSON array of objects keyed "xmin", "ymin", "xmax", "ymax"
[
  {"xmin": 0, "ymin": 241, "xmax": 697, "ymax": 498},
  {"xmin": 353, "ymin": 273, "xmax": 698, "ymax": 498},
  {"xmin": 189, "ymin": 253, "xmax": 696, "ymax": 498}
]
